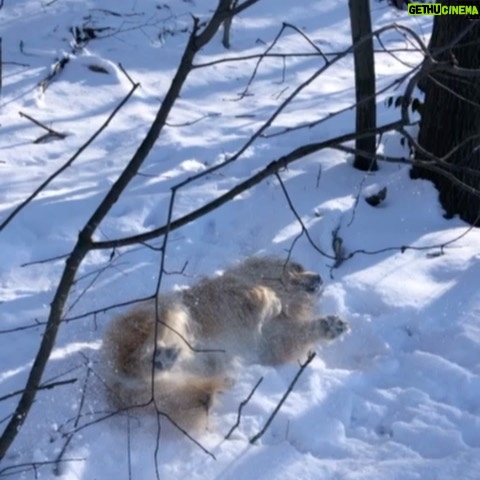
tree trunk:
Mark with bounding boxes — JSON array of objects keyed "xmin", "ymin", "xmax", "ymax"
[
  {"xmin": 412, "ymin": 2, "xmax": 480, "ymax": 225},
  {"xmin": 349, "ymin": 0, "xmax": 377, "ymax": 171}
]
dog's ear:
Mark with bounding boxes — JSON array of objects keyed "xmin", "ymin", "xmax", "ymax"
[{"xmin": 288, "ymin": 261, "xmax": 305, "ymax": 273}]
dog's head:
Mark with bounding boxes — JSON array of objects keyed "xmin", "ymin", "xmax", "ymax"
[
  {"xmin": 282, "ymin": 260, "xmax": 323, "ymax": 294},
  {"xmin": 231, "ymin": 257, "xmax": 323, "ymax": 296}
]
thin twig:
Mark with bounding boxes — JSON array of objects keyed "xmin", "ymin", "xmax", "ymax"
[
  {"xmin": 176, "ymin": 19, "xmax": 356, "ymax": 196},
  {"xmin": 149, "ymin": 171, "xmax": 225, "ymax": 355},
  {"xmin": 193, "ymin": 48, "xmax": 425, "ymax": 69},
  {"xmin": 250, "ymin": 352, "xmax": 316, "ymax": 444},
  {"xmin": 0, "ymin": 295, "xmax": 156, "ymax": 335},
  {"xmin": 263, "ymin": 68, "xmax": 413, "ymax": 139},
  {"xmin": 225, "ymin": 377, "xmax": 263, "ymax": 439},
  {"xmin": 60, "ymin": 404, "xmax": 216, "ymax": 461},
  {"xmin": 275, "ymin": 172, "xmax": 332, "ymax": 259},
  {"xmin": 118, "ymin": 62, "xmax": 136, "ymax": 87},
  {"xmin": 64, "ymin": 295, "xmax": 155, "ymax": 322},
  {"xmin": 0, "ymin": 319, "xmax": 44, "ymax": 335},
  {"xmin": 0, "ymin": 378, "xmax": 77, "ymax": 402},
  {"xmin": 54, "ymin": 368, "xmax": 91, "ymax": 475},
  {"xmin": 165, "ymin": 23, "xmax": 422, "ymax": 215},
  {"xmin": 0, "ymin": 459, "xmax": 85, "ymax": 478},
  {"xmin": 21, "ymin": 253, "xmax": 69, "ymax": 268}
]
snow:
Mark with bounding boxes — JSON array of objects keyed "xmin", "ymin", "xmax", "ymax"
[{"xmin": 1, "ymin": 0, "xmax": 479, "ymax": 479}]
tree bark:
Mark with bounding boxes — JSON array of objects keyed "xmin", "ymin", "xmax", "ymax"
[
  {"xmin": 349, "ymin": 0, "xmax": 377, "ymax": 171},
  {"xmin": 412, "ymin": 2, "xmax": 480, "ymax": 225}
]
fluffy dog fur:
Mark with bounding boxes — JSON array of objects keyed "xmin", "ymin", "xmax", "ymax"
[{"xmin": 102, "ymin": 257, "xmax": 348, "ymax": 430}]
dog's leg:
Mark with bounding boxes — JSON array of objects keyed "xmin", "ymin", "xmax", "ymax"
[
  {"xmin": 311, "ymin": 315, "xmax": 349, "ymax": 340},
  {"xmin": 259, "ymin": 315, "xmax": 349, "ymax": 365},
  {"xmin": 286, "ymin": 315, "xmax": 349, "ymax": 345}
]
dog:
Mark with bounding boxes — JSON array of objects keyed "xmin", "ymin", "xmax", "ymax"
[{"xmin": 101, "ymin": 257, "xmax": 348, "ymax": 430}]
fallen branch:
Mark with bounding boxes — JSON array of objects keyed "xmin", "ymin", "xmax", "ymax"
[{"xmin": 19, "ymin": 111, "xmax": 67, "ymax": 143}]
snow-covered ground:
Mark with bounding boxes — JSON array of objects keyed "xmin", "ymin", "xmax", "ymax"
[{"xmin": 1, "ymin": 1, "xmax": 479, "ymax": 478}]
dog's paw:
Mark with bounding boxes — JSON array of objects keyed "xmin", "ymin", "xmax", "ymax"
[
  {"xmin": 222, "ymin": 376, "xmax": 236, "ymax": 389},
  {"xmin": 317, "ymin": 315, "xmax": 349, "ymax": 340},
  {"xmin": 154, "ymin": 346, "xmax": 180, "ymax": 371}
]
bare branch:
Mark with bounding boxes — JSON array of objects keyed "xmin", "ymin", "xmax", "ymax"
[
  {"xmin": 0, "ymin": 378, "xmax": 77, "ymax": 402},
  {"xmin": 264, "ymin": 61, "xmax": 415, "ymax": 139},
  {"xmin": 250, "ymin": 352, "xmax": 316, "ymax": 444},
  {"xmin": 196, "ymin": 0, "xmax": 260, "ymax": 49},
  {"xmin": 193, "ymin": 48, "xmax": 424, "ymax": 69},
  {"xmin": 0, "ymin": 458, "xmax": 85, "ymax": 478},
  {"xmin": 275, "ymin": 172, "xmax": 332, "ymax": 259},
  {"xmin": 335, "ymin": 142, "xmax": 480, "ymax": 179},
  {"xmin": 0, "ymin": 0, "xmax": 256, "ymax": 458},
  {"xmin": 221, "ymin": 0, "xmax": 237, "ymax": 49},
  {"xmin": 64, "ymin": 295, "xmax": 155, "ymax": 322},
  {"xmin": 20, "ymin": 253, "xmax": 69, "ymax": 268},
  {"xmin": 345, "ymin": 218, "xmax": 480, "ymax": 261},
  {"xmin": 282, "ymin": 22, "xmax": 328, "ymax": 63},
  {"xmin": 225, "ymin": 377, "xmax": 263, "ymax": 439},
  {"xmin": 90, "ymin": 120, "xmax": 404, "ymax": 251},
  {"xmin": 0, "ymin": 321, "xmax": 44, "ymax": 335},
  {"xmin": 232, "ymin": 0, "xmax": 259, "ymax": 16},
  {"xmin": 0, "ymin": 295, "xmax": 156, "ymax": 335},
  {"xmin": 54, "ymin": 365, "xmax": 91, "ymax": 475},
  {"xmin": 118, "ymin": 62, "xmax": 136, "ymax": 86}
]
